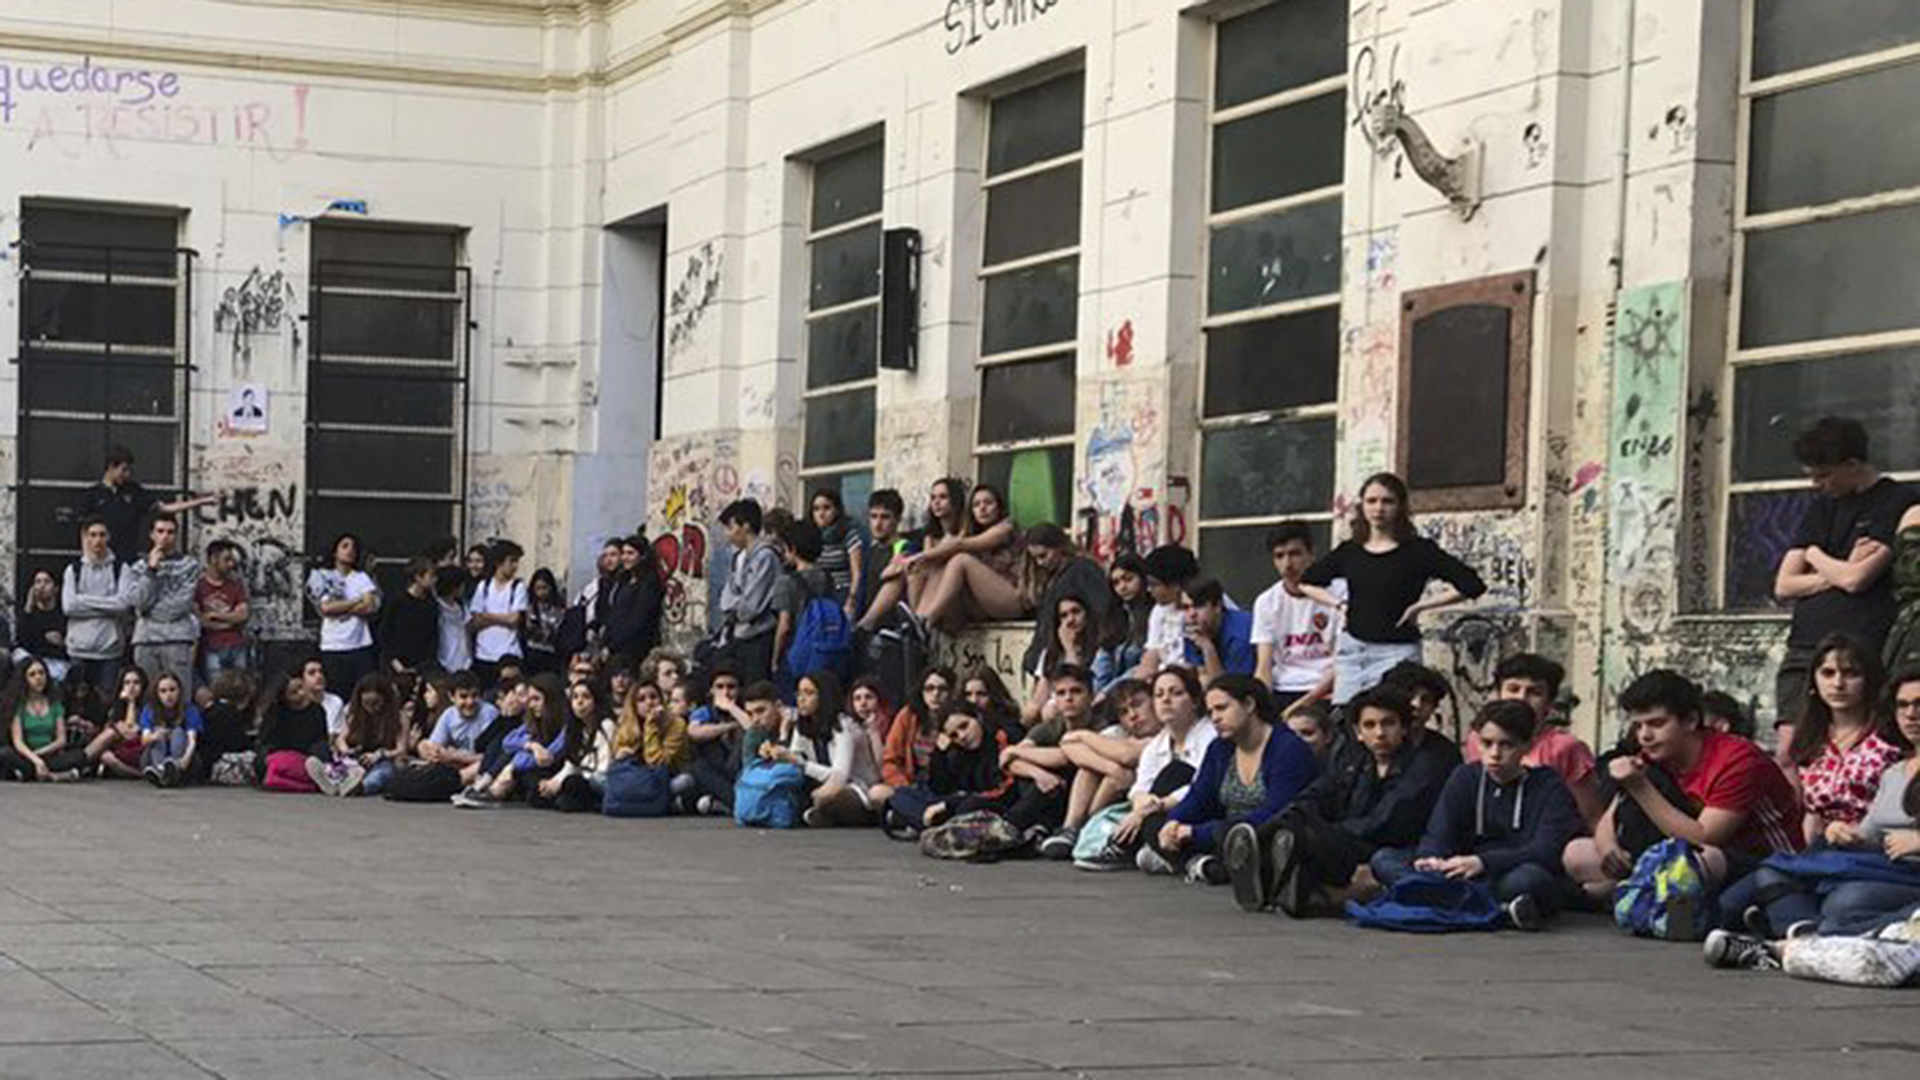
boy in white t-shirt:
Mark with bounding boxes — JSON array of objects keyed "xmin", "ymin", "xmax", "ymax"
[
  {"xmin": 467, "ymin": 539, "xmax": 528, "ymax": 690},
  {"xmin": 1250, "ymin": 523, "xmax": 1342, "ymax": 714},
  {"xmin": 1135, "ymin": 545, "xmax": 1203, "ymax": 680}
]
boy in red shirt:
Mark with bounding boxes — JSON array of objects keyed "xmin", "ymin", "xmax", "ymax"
[{"xmin": 1564, "ymin": 670, "xmax": 1802, "ymax": 904}]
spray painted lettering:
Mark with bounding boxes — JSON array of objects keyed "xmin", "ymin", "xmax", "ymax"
[{"xmin": 943, "ymin": 0, "xmax": 1067, "ymax": 56}]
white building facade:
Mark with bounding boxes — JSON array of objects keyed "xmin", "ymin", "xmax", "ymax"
[{"xmin": 2, "ymin": 0, "xmax": 1912, "ymax": 739}]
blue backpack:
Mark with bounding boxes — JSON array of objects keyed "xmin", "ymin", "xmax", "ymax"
[
  {"xmin": 602, "ymin": 760, "xmax": 673, "ymax": 818},
  {"xmin": 1347, "ymin": 872, "xmax": 1504, "ymax": 933},
  {"xmin": 733, "ymin": 761, "xmax": 806, "ymax": 828},
  {"xmin": 784, "ymin": 596, "xmax": 854, "ymax": 691},
  {"xmin": 1614, "ymin": 839, "xmax": 1711, "ymax": 941}
]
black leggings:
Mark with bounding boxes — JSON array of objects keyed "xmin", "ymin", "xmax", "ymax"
[{"xmin": 0, "ymin": 747, "xmax": 88, "ymax": 781}]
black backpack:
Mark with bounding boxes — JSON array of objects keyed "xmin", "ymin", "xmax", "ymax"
[{"xmin": 383, "ymin": 763, "xmax": 463, "ymax": 803}]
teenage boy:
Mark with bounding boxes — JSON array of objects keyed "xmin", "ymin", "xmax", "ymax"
[
  {"xmin": 1773, "ymin": 416, "xmax": 1916, "ymax": 716},
  {"xmin": 1371, "ymin": 700, "xmax": 1583, "ymax": 930},
  {"xmin": 1562, "ymin": 670, "xmax": 1802, "ymax": 904},
  {"xmin": 301, "ymin": 656, "xmax": 347, "ymax": 736},
  {"xmin": 738, "ymin": 681, "xmax": 784, "ymax": 766},
  {"xmin": 1229, "ymin": 686, "xmax": 1451, "ymax": 916},
  {"xmin": 1039, "ymin": 679, "xmax": 1156, "ymax": 858},
  {"xmin": 685, "ymin": 666, "xmax": 748, "ymax": 815},
  {"xmin": 1379, "ymin": 661, "xmax": 1463, "ymax": 765},
  {"xmin": 1701, "ymin": 690, "xmax": 1758, "ymax": 742},
  {"xmin": 468, "ymin": 539, "xmax": 528, "ymax": 690},
  {"xmin": 417, "ymin": 671, "xmax": 504, "ymax": 789},
  {"xmin": 1467, "ymin": 653, "xmax": 1602, "ymax": 829},
  {"xmin": 1135, "ymin": 545, "xmax": 1201, "ymax": 679},
  {"xmin": 127, "ymin": 514, "xmax": 202, "ymax": 696},
  {"xmin": 64, "ymin": 517, "xmax": 136, "ymax": 695},
  {"xmin": 433, "ymin": 566, "xmax": 474, "ymax": 674},
  {"xmin": 1183, "ymin": 577, "xmax": 1256, "ymax": 681},
  {"xmin": 1000, "ymin": 664, "xmax": 1098, "ymax": 840},
  {"xmin": 195, "ymin": 540, "xmax": 251, "ymax": 685},
  {"xmin": 771, "ymin": 520, "xmax": 834, "ymax": 680},
  {"xmin": 710, "ymin": 499, "xmax": 782, "ymax": 683},
  {"xmin": 80, "ymin": 445, "xmax": 217, "ymax": 563},
  {"xmin": 379, "ymin": 557, "xmax": 441, "ymax": 675},
  {"xmin": 1251, "ymin": 523, "xmax": 1343, "ymax": 713},
  {"xmin": 861, "ymin": 489, "xmax": 915, "ymax": 617}
]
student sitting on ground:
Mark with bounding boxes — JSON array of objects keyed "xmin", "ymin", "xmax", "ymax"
[
  {"xmin": 1563, "ymin": 670, "xmax": 1803, "ymax": 908},
  {"xmin": 1702, "ymin": 690, "xmax": 1758, "ymax": 742},
  {"xmin": 136, "ymin": 671, "xmax": 203, "ymax": 788},
  {"xmin": 83, "ymin": 666, "xmax": 149, "ymax": 779},
  {"xmin": 884, "ymin": 703, "xmax": 1013, "ymax": 830},
  {"xmin": 1000, "ymin": 664, "xmax": 1101, "ymax": 842},
  {"xmin": 849, "ymin": 676, "xmax": 892, "ymax": 766},
  {"xmin": 1083, "ymin": 667, "xmax": 1217, "ymax": 868},
  {"xmin": 737, "ymin": 680, "xmax": 782, "ymax": 768},
  {"xmin": 763, "ymin": 671, "xmax": 882, "ymax": 827},
  {"xmin": 1183, "ymin": 577, "xmax": 1257, "ymax": 682},
  {"xmin": 1144, "ymin": 675, "xmax": 1319, "ymax": 884},
  {"xmin": 1371, "ymin": 700, "xmax": 1583, "ymax": 930},
  {"xmin": 256, "ymin": 670, "xmax": 333, "ymax": 790},
  {"xmin": 961, "ymin": 667, "xmax": 1024, "ymax": 742},
  {"xmin": 455, "ymin": 673, "xmax": 570, "ymax": 808},
  {"xmin": 1466, "ymin": 653, "xmax": 1603, "ymax": 829},
  {"xmin": 1379, "ymin": 661, "xmax": 1464, "ymax": 764},
  {"xmin": 1284, "ymin": 702, "xmax": 1336, "ymax": 763},
  {"xmin": 683, "ymin": 668, "xmax": 748, "ymax": 816},
  {"xmin": 1785, "ymin": 634, "xmax": 1905, "ymax": 847},
  {"xmin": 1038, "ymin": 679, "xmax": 1159, "ymax": 859},
  {"xmin": 315, "ymin": 674, "xmax": 408, "ymax": 798},
  {"xmin": 610, "ymin": 680, "xmax": 696, "ymax": 804},
  {"xmin": 874, "ymin": 666, "xmax": 956, "ymax": 824},
  {"xmin": 539, "ymin": 679, "xmax": 615, "ymax": 812},
  {"xmin": 1720, "ymin": 666, "xmax": 1920, "ymax": 939},
  {"xmin": 1229, "ymin": 686, "xmax": 1452, "ymax": 916},
  {"xmin": 413, "ymin": 671, "xmax": 502, "ymax": 792},
  {"xmin": 0, "ymin": 658, "xmax": 86, "ymax": 783}
]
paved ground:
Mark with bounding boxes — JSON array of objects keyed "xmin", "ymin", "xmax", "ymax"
[{"xmin": 0, "ymin": 786, "xmax": 1911, "ymax": 1080}]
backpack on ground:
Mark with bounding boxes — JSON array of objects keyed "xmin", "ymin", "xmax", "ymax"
[
  {"xmin": 260, "ymin": 750, "xmax": 320, "ymax": 794},
  {"xmin": 919, "ymin": 810, "xmax": 1024, "ymax": 862},
  {"xmin": 784, "ymin": 596, "xmax": 854, "ymax": 691},
  {"xmin": 1614, "ymin": 838, "xmax": 1711, "ymax": 941},
  {"xmin": 602, "ymin": 759, "xmax": 674, "ymax": 818},
  {"xmin": 1346, "ymin": 872, "xmax": 1503, "ymax": 933},
  {"xmin": 383, "ymin": 763, "xmax": 464, "ymax": 803},
  {"xmin": 208, "ymin": 751, "xmax": 256, "ymax": 787},
  {"xmin": 733, "ymin": 761, "xmax": 806, "ymax": 828},
  {"xmin": 1072, "ymin": 802, "xmax": 1136, "ymax": 870}
]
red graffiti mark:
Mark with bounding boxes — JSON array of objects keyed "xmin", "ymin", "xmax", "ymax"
[
  {"xmin": 653, "ymin": 534, "xmax": 679, "ymax": 585},
  {"xmin": 1165, "ymin": 504, "xmax": 1188, "ymax": 547},
  {"xmin": 653, "ymin": 523, "xmax": 709, "ymax": 584},
  {"xmin": 292, "ymin": 84, "xmax": 309, "ymax": 150},
  {"xmin": 712, "ymin": 464, "xmax": 739, "ymax": 498},
  {"xmin": 1105, "ymin": 319, "xmax": 1135, "ymax": 367}
]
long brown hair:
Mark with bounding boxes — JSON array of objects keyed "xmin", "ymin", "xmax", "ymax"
[
  {"xmin": 523, "ymin": 673, "xmax": 570, "ymax": 745},
  {"xmin": 1788, "ymin": 634, "xmax": 1890, "ymax": 766},
  {"xmin": 342, "ymin": 673, "xmax": 401, "ymax": 752},
  {"xmin": 1349, "ymin": 472, "xmax": 1418, "ymax": 544}
]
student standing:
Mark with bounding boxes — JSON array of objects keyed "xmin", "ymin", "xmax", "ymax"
[
  {"xmin": 15, "ymin": 568, "xmax": 70, "ymax": 684},
  {"xmin": 1771, "ymin": 418, "xmax": 1916, "ymax": 725},
  {"xmin": 603, "ymin": 536, "xmax": 664, "ymax": 662},
  {"xmin": 309, "ymin": 533, "xmax": 380, "ymax": 694},
  {"xmin": 79, "ymin": 445, "xmax": 217, "ymax": 564},
  {"xmin": 0, "ymin": 658, "xmax": 86, "ymax": 782},
  {"xmin": 1250, "ymin": 523, "xmax": 1342, "ymax": 713},
  {"xmin": 522, "ymin": 568, "xmax": 568, "ymax": 676},
  {"xmin": 809, "ymin": 488, "xmax": 866, "ymax": 617},
  {"xmin": 710, "ymin": 501, "xmax": 783, "ymax": 683},
  {"xmin": 195, "ymin": 539, "xmax": 252, "ymax": 685},
  {"xmin": 126, "ymin": 514, "xmax": 202, "ymax": 698},
  {"xmin": 1299, "ymin": 473, "xmax": 1487, "ymax": 705},
  {"xmin": 378, "ymin": 558, "xmax": 442, "ymax": 676},
  {"xmin": 467, "ymin": 539, "xmax": 528, "ymax": 690}
]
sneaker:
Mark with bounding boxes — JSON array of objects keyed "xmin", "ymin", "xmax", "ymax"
[
  {"xmin": 1074, "ymin": 847, "xmax": 1133, "ymax": 872},
  {"xmin": 802, "ymin": 807, "xmax": 825, "ymax": 829},
  {"xmin": 1136, "ymin": 846, "xmax": 1176, "ymax": 875},
  {"xmin": 1741, "ymin": 903, "xmax": 1771, "ymax": 938},
  {"xmin": 1186, "ymin": 854, "xmax": 1227, "ymax": 886},
  {"xmin": 1703, "ymin": 928, "xmax": 1780, "ymax": 970},
  {"xmin": 1504, "ymin": 894, "xmax": 1542, "ymax": 932},
  {"xmin": 336, "ymin": 761, "xmax": 368, "ymax": 797},
  {"xmin": 142, "ymin": 764, "xmax": 164, "ymax": 788},
  {"xmin": 881, "ymin": 808, "xmax": 920, "ymax": 841},
  {"xmin": 1039, "ymin": 827, "xmax": 1078, "ymax": 861},
  {"xmin": 450, "ymin": 787, "xmax": 488, "ymax": 808},
  {"xmin": 1784, "ymin": 920, "xmax": 1818, "ymax": 941},
  {"xmin": 1223, "ymin": 822, "xmax": 1267, "ymax": 912},
  {"xmin": 306, "ymin": 757, "xmax": 338, "ymax": 796},
  {"xmin": 460, "ymin": 790, "xmax": 504, "ymax": 810},
  {"xmin": 160, "ymin": 759, "xmax": 182, "ymax": 788},
  {"xmin": 1270, "ymin": 827, "xmax": 1307, "ymax": 918}
]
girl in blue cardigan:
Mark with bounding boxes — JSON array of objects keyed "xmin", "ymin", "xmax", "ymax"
[{"xmin": 1143, "ymin": 674, "xmax": 1319, "ymax": 883}]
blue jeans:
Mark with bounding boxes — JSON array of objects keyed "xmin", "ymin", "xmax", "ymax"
[
  {"xmin": 1721, "ymin": 865, "xmax": 1920, "ymax": 936},
  {"xmin": 361, "ymin": 759, "xmax": 399, "ymax": 797},
  {"xmin": 139, "ymin": 729, "xmax": 193, "ymax": 771},
  {"xmin": 1370, "ymin": 846, "xmax": 1565, "ymax": 915}
]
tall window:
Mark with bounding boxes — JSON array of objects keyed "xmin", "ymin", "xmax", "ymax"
[
  {"xmin": 975, "ymin": 70, "xmax": 1083, "ymax": 528},
  {"xmin": 1724, "ymin": 3, "xmax": 1920, "ymax": 608},
  {"xmin": 16, "ymin": 204, "xmax": 190, "ymax": 581},
  {"xmin": 308, "ymin": 223, "xmax": 469, "ymax": 582},
  {"xmin": 801, "ymin": 138, "xmax": 883, "ymax": 510},
  {"xmin": 1196, "ymin": 0, "xmax": 1346, "ymax": 602}
]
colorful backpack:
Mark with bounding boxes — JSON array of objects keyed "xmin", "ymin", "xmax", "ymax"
[
  {"xmin": 1614, "ymin": 838, "xmax": 1711, "ymax": 941},
  {"xmin": 1071, "ymin": 803, "xmax": 1135, "ymax": 870},
  {"xmin": 733, "ymin": 761, "xmax": 806, "ymax": 828},
  {"xmin": 919, "ymin": 810, "xmax": 1024, "ymax": 862},
  {"xmin": 1346, "ymin": 872, "xmax": 1504, "ymax": 933}
]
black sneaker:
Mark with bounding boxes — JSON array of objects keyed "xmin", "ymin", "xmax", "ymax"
[
  {"xmin": 1703, "ymin": 928, "xmax": 1779, "ymax": 970},
  {"xmin": 1504, "ymin": 894, "xmax": 1542, "ymax": 932},
  {"xmin": 160, "ymin": 759, "xmax": 182, "ymax": 788},
  {"xmin": 1269, "ymin": 827, "xmax": 1307, "ymax": 918},
  {"xmin": 1222, "ymin": 822, "xmax": 1266, "ymax": 912},
  {"xmin": 1741, "ymin": 904, "xmax": 1772, "ymax": 938},
  {"xmin": 142, "ymin": 764, "xmax": 164, "ymax": 788},
  {"xmin": 1186, "ymin": 854, "xmax": 1230, "ymax": 886},
  {"xmin": 1038, "ymin": 828, "xmax": 1078, "ymax": 861}
]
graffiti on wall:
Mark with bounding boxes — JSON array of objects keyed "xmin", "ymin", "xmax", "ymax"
[
  {"xmin": 192, "ymin": 446, "xmax": 305, "ymax": 639},
  {"xmin": 1078, "ymin": 380, "xmax": 1175, "ymax": 562},
  {"xmin": 1419, "ymin": 515, "xmax": 1535, "ymax": 611},
  {"xmin": 214, "ymin": 266, "xmax": 299, "ymax": 373},
  {"xmin": 665, "ymin": 242, "xmax": 722, "ymax": 363},
  {"xmin": 877, "ymin": 401, "xmax": 948, "ymax": 524},
  {"xmin": 942, "ymin": 0, "xmax": 1069, "ymax": 56},
  {"xmin": 1671, "ymin": 618, "xmax": 1789, "ymax": 728},
  {"xmin": 1339, "ymin": 320, "xmax": 1397, "ymax": 499},
  {"xmin": 1428, "ymin": 609, "xmax": 1530, "ymax": 723},
  {"xmin": 1601, "ymin": 283, "xmax": 1687, "ymax": 697},
  {"xmin": 647, "ymin": 433, "xmax": 747, "ymax": 647},
  {"xmin": 4, "ymin": 57, "xmax": 312, "ymax": 159},
  {"xmin": 933, "ymin": 624, "xmax": 1031, "ymax": 693}
]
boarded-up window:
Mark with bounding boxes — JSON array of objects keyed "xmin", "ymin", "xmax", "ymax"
[{"xmin": 1396, "ymin": 272, "xmax": 1534, "ymax": 511}]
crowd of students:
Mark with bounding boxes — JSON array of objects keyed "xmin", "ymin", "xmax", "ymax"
[{"xmin": 5, "ymin": 417, "xmax": 1920, "ymax": 988}]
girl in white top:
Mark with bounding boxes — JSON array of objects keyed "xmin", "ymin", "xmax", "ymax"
[
  {"xmin": 540, "ymin": 680, "xmax": 616, "ymax": 811},
  {"xmin": 308, "ymin": 533, "xmax": 380, "ymax": 693},
  {"xmin": 766, "ymin": 671, "xmax": 882, "ymax": 827},
  {"xmin": 1113, "ymin": 666, "xmax": 1217, "ymax": 851}
]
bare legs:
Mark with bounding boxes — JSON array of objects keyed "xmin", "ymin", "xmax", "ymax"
[{"xmin": 915, "ymin": 554, "xmax": 1026, "ymax": 628}]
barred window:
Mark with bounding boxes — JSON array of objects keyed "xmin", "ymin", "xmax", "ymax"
[{"xmin": 800, "ymin": 137, "xmax": 884, "ymax": 511}]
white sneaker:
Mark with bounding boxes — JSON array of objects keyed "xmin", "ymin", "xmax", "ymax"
[
  {"xmin": 1136, "ymin": 846, "xmax": 1176, "ymax": 875},
  {"xmin": 306, "ymin": 757, "xmax": 338, "ymax": 796},
  {"xmin": 336, "ymin": 761, "xmax": 368, "ymax": 797}
]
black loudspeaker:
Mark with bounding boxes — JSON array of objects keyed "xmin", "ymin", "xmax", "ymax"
[{"xmin": 880, "ymin": 227, "xmax": 920, "ymax": 371}]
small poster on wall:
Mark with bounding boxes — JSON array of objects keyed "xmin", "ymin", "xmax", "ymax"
[{"xmin": 223, "ymin": 384, "xmax": 269, "ymax": 436}]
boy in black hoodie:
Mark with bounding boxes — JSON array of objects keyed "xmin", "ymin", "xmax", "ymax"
[
  {"xmin": 1369, "ymin": 700, "xmax": 1581, "ymax": 930},
  {"xmin": 1226, "ymin": 686, "xmax": 1451, "ymax": 916},
  {"xmin": 885, "ymin": 704, "xmax": 1014, "ymax": 829}
]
